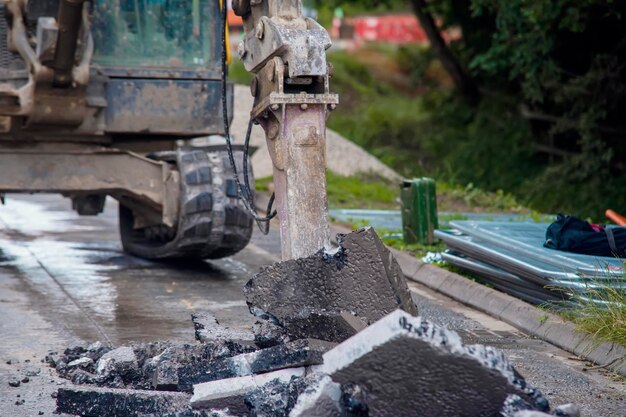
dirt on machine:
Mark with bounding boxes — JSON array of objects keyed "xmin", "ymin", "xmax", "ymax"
[{"xmin": 0, "ymin": 0, "xmax": 257, "ymax": 260}]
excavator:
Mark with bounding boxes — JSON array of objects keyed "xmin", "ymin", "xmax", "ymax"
[{"xmin": 0, "ymin": 0, "xmax": 337, "ymax": 261}]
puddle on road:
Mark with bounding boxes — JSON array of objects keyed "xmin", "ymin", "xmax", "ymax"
[
  {"xmin": 0, "ymin": 196, "xmax": 270, "ymax": 344},
  {"xmin": 0, "ymin": 236, "xmax": 255, "ymax": 344},
  {"xmin": 0, "ymin": 199, "xmax": 102, "ymax": 236},
  {"xmin": 0, "ymin": 239, "xmax": 120, "ymax": 321}
]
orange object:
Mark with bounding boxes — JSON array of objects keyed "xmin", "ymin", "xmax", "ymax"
[
  {"xmin": 228, "ymin": 9, "xmax": 243, "ymax": 27},
  {"xmin": 605, "ymin": 209, "xmax": 626, "ymax": 226}
]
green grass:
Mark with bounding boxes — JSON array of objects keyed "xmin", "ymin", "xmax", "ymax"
[
  {"xmin": 557, "ymin": 282, "xmax": 626, "ymax": 347},
  {"xmin": 437, "ymin": 182, "xmax": 526, "ymax": 213},
  {"xmin": 256, "ymin": 172, "xmax": 399, "ymax": 209},
  {"xmin": 438, "ymin": 213, "xmax": 470, "ymax": 222},
  {"xmin": 254, "ymin": 176, "xmax": 272, "ymax": 192},
  {"xmin": 326, "ymin": 171, "xmax": 398, "ymax": 209},
  {"xmin": 257, "ymin": 172, "xmax": 539, "ymax": 214},
  {"xmin": 379, "ymin": 232, "xmax": 445, "ymax": 258},
  {"xmin": 228, "ymin": 59, "xmax": 253, "ymax": 85}
]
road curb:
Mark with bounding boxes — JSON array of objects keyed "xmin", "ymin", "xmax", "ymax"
[{"xmin": 388, "ymin": 247, "xmax": 626, "ymax": 376}]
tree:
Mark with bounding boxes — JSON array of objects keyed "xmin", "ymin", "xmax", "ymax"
[
  {"xmin": 321, "ymin": 0, "xmax": 479, "ymax": 102},
  {"xmin": 408, "ymin": 0, "xmax": 479, "ymax": 102},
  {"xmin": 321, "ymin": 0, "xmax": 626, "ymax": 217}
]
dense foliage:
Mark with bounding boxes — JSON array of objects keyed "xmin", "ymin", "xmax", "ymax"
[{"xmin": 321, "ymin": 0, "xmax": 626, "ymax": 219}]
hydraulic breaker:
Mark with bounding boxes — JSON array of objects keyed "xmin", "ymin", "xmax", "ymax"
[{"xmin": 233, "ymin": 0, "xmax": 339, "ymax": 260}]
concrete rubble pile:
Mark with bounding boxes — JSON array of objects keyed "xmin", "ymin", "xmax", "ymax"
[{"xmin": 48, "ymin": 228, "xmax": 581, "ymax": 417}]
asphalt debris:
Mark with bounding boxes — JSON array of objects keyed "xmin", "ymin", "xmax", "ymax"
[
  {"xmin": 56, "ymin": 385, "xmax": 191, "ymax": 417},
  {"xmin": 244, "ymin": 228, "xmax": 418, "ymax": 342},
  {"xmin": 46, "ymin": 228, "xmax": 584, "ymax": 416},
  {"xmin": 192, "ymin": 312, "xmax": 254, "ymax": 344},
  {"xmin": 48, "ymin": 340, "xmax": 257, "ymax": 392}
]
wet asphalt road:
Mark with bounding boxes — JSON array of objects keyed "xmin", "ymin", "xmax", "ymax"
[{"xmin": 0, "ymin": 194, "xmax": 624, "ymax": 416}]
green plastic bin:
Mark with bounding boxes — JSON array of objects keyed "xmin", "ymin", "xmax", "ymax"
[{"xmin": 401, "ymin": 178, "xmax": 438, "ymax": 244}]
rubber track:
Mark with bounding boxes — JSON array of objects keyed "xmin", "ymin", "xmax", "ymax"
[{"xmin": 120, "ymin": 149, "xmax": 253, "ymax": 260}]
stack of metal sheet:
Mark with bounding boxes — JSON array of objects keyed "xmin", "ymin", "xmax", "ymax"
[
  {"xmin": 327, "ymin": 209, "xmax": 553, "ymax": 231},
  {"xmin": 436, "ymin": 221, "xmax": 626, "ymax": 305}
]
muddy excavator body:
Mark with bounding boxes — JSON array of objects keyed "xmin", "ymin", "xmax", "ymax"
[
  {"xmin": 0, "ymin": 0, "xmax": 336, "ymax": 261},
  {"xmin": 0, "ymin": 0, "xmax": 253, "ymax": 259}
]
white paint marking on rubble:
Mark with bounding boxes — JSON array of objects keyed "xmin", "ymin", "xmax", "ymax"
[{"xmin": 190, "ymin": 367, "xmax": 306, "ymax": 409}]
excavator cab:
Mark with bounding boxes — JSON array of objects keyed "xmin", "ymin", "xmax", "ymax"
[
  {"xmin": 0, "ymin": 0, "xmax": 253, "ymax": 259},
  {"xmin": 92, "ymin": 0, "xmax": 214, "ymax": 69}
]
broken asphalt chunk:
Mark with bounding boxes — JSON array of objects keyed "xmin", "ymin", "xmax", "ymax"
[
  {"xmin": 192, "ymin": 312, "xmax": 255, "ymax": 344},
  {"xmin": 289, "ymin": 374, "xmax": 343, "ymax": 417},
  {"xmin": 502, "ymin": 400, "xmax": 581, "ymax": 417},
  {"xmin": 56, "ymin": 385, "xmax": 191, "ymax": 417},
  {"xmin": 248, "ymin": 339, "xmax": 333, "ymax": 374},
  {"xmin": 68, "ymin": 357, "xmax": 94, "ymax": 368},
  {"xmin": 282, "ymin": 309, "xmax": 368, "ymax": 343},
  {"xmin": 289, "ymin": 376, "xmax": 370, "ymax": 417},
  {"xmin": 177, "ymin": 339, "xmax": 333, "ymax": 392},
  {"xmin": 320, "ymin": 310, "xmax": 549, "ymax": 417},
  {"xmin": 244, "ymin": 377, "xmax": 297, "ymax": 417},
  {"xmin": 148, "ymin": 341, "xmax": 258, "ymax": 391},
  {"xmin": 190, "ymin": 367, "xmax": 306, "ymax": 413},
  {"xmin": 71, "ymin": 369, "xmax": 98, "ymax": 385},
  {"xmin": 96, "ymin": 346, "xmax": 138, "ymax": 381},
  {"xmin": 554, "ymin": 404, "xmax": 582, "ymax": 417},
  {"xmin": 52, "ymin": 340, "xmax": 257, "ymax": 391},
  {"xmin": 251, "ymin": 309, "xmax": 365, "ymax": 349},
  {"xmin": 244, "ymin": 228, "xmax": 418, "ymax": 334},
  {"xmin": 253, "ymin": 320, "xmax": 291, "ymax": 348}
]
